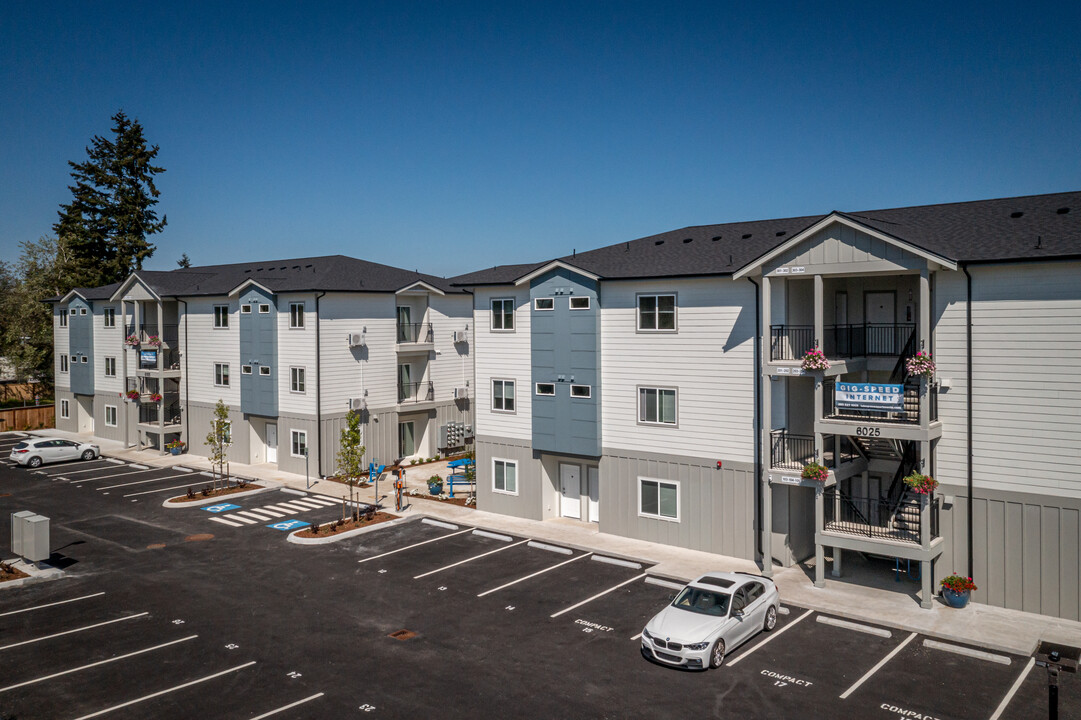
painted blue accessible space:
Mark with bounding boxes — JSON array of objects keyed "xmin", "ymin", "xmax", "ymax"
[
  {"xmin": 202, "ymin": 503, "xmax": 242, "ymax": 513},
  {"xmin": 268, "ymin": 519, "xmax": 310, "ymax": 532}
]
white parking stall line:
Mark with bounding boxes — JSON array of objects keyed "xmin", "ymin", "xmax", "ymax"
[
  {"xmin": 234, "ymin": 510, "xmax": 276, "ymax": 521},
  {"xmin": 41, "ymin": 463, "xmax": 122, "ymax": 477},
  {"xmin": 0, "ymin": 612, "xmax": 148, "ymax": 652},
  {"xmin": 222, "ymin": 515, "xmax": 257, "ymax": 525},
  {"xmin": 72, "ymin": 661, "xmax": 257, "ymax": 719},
  {"xmin": 122, "ymin": 483, "xmax": 200, "ymax": 498},
  {"xmin": 284, "ymin": 499, "xmax": 325, "ymax": 510},
  {"xmin": 550, "ymin": 573, "xmax": 649, "ymax": 618},
  {"xmin": 261, "ymin": 504, "xmax": 299, "ymax": 515},
  {"xmin": 0, "ymin": 591, "xmax": 106, "ymax": 618},
  {"xmin": 271, "ymin": 501, "xmax": 314, "ymax": 512},
  {"xmin": 297, "ymin": 497, "xmax": 336, "ymax": 506},
  {"xmin": 477, "ymin": 552, "xmax": 594, "ymax": 597},
  {"xmin": 249, "ymin": 692, "xmax": 326, "ymax": 719},
  {"xmin": 630, "ymin": 632, "xmax": 643, "ymax": 641},
  {"xmin": 209, "ymin": 517, "xmax": 244, "ymax": 527},
  {"xmin": 251, "ymin": 507, "xmax": 285, "ymax": 517},
  {"xmin": 414, "ymin": 539, "xmax": 530, "ymax": 579},
  {"xmin": 65, "ymin": 468, "xmax": 154, "ymax": 482},
  {"xmin": 839, "ymin": 632, "xmax": 918, "ymax": 699},
  {"xmin": 989, "ymin": 657, "xmax": 1036, "ymax": 720},
  {"xmin": 0, "ymin": 635, "xmax": 198, "ymax": 694},
  {"xmin": 726, "ymin": 609, "xmax": 814, "ymax": 667},
  {"xmin": 97, "ymin": 473, "xmax": 191, "ymax": 490},
  {"xmin": 358, "ymin": 528, "xmax": 474, "ymax": 564}
]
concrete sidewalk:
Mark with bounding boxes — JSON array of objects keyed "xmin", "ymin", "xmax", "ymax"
[{"xmin": 23, "ymin": 428, "xmax": 1081, "ymax": 656}]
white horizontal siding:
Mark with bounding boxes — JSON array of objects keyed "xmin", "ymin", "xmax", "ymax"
[
  {"xmin": 318, "ymin": 293, "xmax": 397, "ymax": 413},
  {"xmin": 92, "ymin": 303, "xmax": 123, "ymax": 394},
  {"xmin": 427, "ymin": 294, "xmax": 473, "ymax": 404},
  {"xmin": 54, "ymin": 306, "xmax": 70, "ymax": 391},
  {"xmin": 182, "ymin": 297, "xmax": 240, "ymax": 407},
  {"xmin": 474, "ymin": 287, "xmax": 532, "ymax": 441},
  {"xmin": 276, "ymin": 292, "xmax": 317, "ymax": 416}
]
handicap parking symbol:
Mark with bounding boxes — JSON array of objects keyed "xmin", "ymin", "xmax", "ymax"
[
  {"xmin": 202, "ymin": 503, "xmax": 241, "ymax": 513},
  {"xmin": 269, "ymin": 519, "xmax": 310, "ymax": 532}
]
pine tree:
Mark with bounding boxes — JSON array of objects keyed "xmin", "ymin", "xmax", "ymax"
[
  {"xmin": 177, "ymin": 253, "xmax": 191, "ymax": 268},
  {"xmin": 54, "ymin": 110, "xmax": 166, "ymax": 288}
]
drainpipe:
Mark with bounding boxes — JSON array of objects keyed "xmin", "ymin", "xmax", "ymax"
[
  {"xmin": 315, "ymin": 291, "xmax": 326, "ymax": 478},
  {"xmin": 179, "ymin": 298, "xmax": 189, "ymax": 448},
  {"xmin": 962, "ymin": 265, "xmax": 973, "ymax": 579},
  {"xmin": 747, "ymin": 277, "xmax": 764, "ymax": 568}
]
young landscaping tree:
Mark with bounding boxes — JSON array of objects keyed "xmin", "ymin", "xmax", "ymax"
[
  {"xmin": 205, "ymin": 399, "xmax": 232, "ymax": 491},
  {"xmin": 335, "ymin": 409, "xmax": 366, "ymax": 520}
]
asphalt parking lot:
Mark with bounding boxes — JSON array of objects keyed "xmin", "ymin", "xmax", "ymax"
[{"xmin": 1, "ymin": 432, "xmax": 1075, "ymax": 719}]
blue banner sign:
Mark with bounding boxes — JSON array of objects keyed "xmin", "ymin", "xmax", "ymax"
[
  {"xmin": 835, "ymin": 382, "xmax": 903, "ymax": 412},
  {"xmin": 139, "ymin": 349, "xmax": 158, "ymax": 368}
]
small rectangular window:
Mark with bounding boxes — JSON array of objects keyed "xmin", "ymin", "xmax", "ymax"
[
  {"xmin": 60, "ymin": 399, "xmax": 69, "ymax": 418},
  {"xmin": 533, "ymin": 298, "xmax": 554, "ymax": 311},
  {"xmin": 258, "ymin": 304, "xmax": 270, "ymax": 314},
  {"xmin": 79, "ymin": 308, "xmax": 87, "ymax": 315},
  {"xmin": 535, "ymin": 383, "xmax": 555, "ymax": 396},
  {"xmin": 493, "ymin": 458, "xmax": 518, "ymax": 495},
  {"xmin": 80, "ymin": 355, "xmax": 88, "ymax": 363},
  {"xmin": 241, "ymin": 365, "xmax": 252, "ymax": 375},
  {"xmin": 241, "ymin": 304, "xmax": 251, "ymax": 314},
  {"xmin": 61, "ymin": 356, "xmax": 68, "ymax": 373},
  {"xmin": 105, "ymin": 405, "xmax": 118, "ymax": 427},
  {"xmin": 59, "ymin": 310, "xmax": 68, "ymax": 326},
  {"xmin": 215, "ymin": 363, "xmax": 230, "ymax": 387},
  {"xmin": 69, "ymin": 308, "xmax": 76, "ymax": 315},
  {"xmin": 638, "ymin": 294, "xmax": 676, "ymax": 331},
  {"xmin": 639, "ymin": 478, "xmax": 679, "ymax": 521},
  {"xmin": 289, "ymin": 302, "xmax": 305, "ymax": 328},
  {"xmin": 639, "ymin": 387, "xmax": 677, "ymax": 425},
  {"xmin": 570, "ymin": 384, "xmax": 591, "ymax": 398},
  {"xmin": 492, "ymin": 379, "xmax": 515, "ymax": 412},
  {"xmin": 291, "ymin": 430, "xmax": 308, "ymax": 457},
  {"xmin": 290, "ymin": 367, "xmax": 306, "ymax": 393},
  {"xmin": 103, "ymin": 308, "xmax": 116, "ymax": 327},
  {"xmin": 491, "ymin": 299, "xmax": 515, "ymax": 331},
  {"xmin": 214, "ymin": 305, "xmax": 229, "ymax": 328},
  {"xmin": 259, "ymin": 366, "xmax": 271, "ymax": 376},
  {"xmin": 104, "ymin": 357, "xmax": 116, "ymax": 377},
  {"xmin": 570, "ymin": 296, "xmax": 590, "ymax": 310}
]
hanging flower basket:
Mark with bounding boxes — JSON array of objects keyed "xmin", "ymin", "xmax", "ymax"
[
  {"xmin": 145, "ymin": 335, "xmax": 162, "ymax": 347},
  {"xmin": 801, "ymin": 462, "xmax": 829, "ymax": 482},
  {"xmin": 903, "ymin": 471, "xmax": 938, "ymax": 495},
  {"xmin": 801, "ymin": 347, "xmax": 830, "ymax": 371},
  {"xmin": 149, "ymin": 393, "xmax": 163, "ymax": 403},
  {"xmin": 906, "ymin": 351, "xmax": 935, "ymax": 378},
  {"xmin": 125, "ymin": 334, "xmax": 140, "ymax": 347},
  {"xmin": 126, "ymin": 390, "xmax": 140, "ymax": 401}
]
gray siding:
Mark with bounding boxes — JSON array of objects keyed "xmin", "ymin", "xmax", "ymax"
[
  {"xmin": 238, "ymin": 286, "xmax": 278, "ymax": 417},
  {"xmin": 765, "ymin": 221, "xmax": 926, "ymax": 275},
  {"xmin": 55, "ymin": 390, "xmax": 77, "ymax": 432},
  {"xmin": 93, "ymin": 393, "xmax": 127, "ymax": 442},
  {"xmin": 186, "ymin": 401, "xmax": 251, "ymax": 464},
  {"xmin": 475, "ymin": 436, "xmax": 544, "ymax": 520},
  {"xmin": 275, "ymin": 413, "xmax": 318, "ymax": 476},
  {"xmin": 68, "ymin": 297, "xmax": 95, "ymax": 396}
]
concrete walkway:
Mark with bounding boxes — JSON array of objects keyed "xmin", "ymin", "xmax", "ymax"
[{"xmin": 22, "ymin": 428, "xmax": 1081, "ymax": 655}]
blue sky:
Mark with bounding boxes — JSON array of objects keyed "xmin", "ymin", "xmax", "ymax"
[{"xmin": 2, "ymin": 1, "xmax": 1079, "ymax": 277}]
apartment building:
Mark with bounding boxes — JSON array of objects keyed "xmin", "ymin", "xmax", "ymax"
[
  {"xmin": 51, "ymin": 256, "xmax": 473, "ymax": 477},
  {"xmin": 454, "ymin": 191, "xmax": 1081, "ymax": 619}
]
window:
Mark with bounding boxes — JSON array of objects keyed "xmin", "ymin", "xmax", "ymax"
[
  {"xmin": 258, "ymin": 303, "xmax": 270, "ymax": 314},
  {"xmin": 241, "ymin": 365, "xmax": 252, "ymax": 375},
  {"xmin": 535, "ymin": 383, "xmax": 555, "ymax": 396},
  {"xmin": 80, "ymin": 355, "xmax": 88, "ymax": 363},
  {"xmin": 241, "ymin": 304, "xmax": 251, "ymax": 314},
  {"xmin": 639, "ymin": 387, "xmax": 677, "ymax": 425},
  {"xmin": 259, "ymin": 366, "xmax": 271, "ymax": 376},
  {"xmin": 570, "ymin": 296, "xmax": 590, "ymax": 310},
  {"xmin": 215, "ymin": 363, "xmax": 230, "ymax": 387},
  {"xmin": 491, "ymin": 299, "xmax": 514, "ymax": 331},
  {"xmin": 59, "ymin": 310, "xmax": 68, "ymax": 327},
  {"xmin": 639, "ymin": 478, "xmax": 679, "ymax": 521},
  {"xmin": 492, "ymin": 379, "xmax": 515, "ymax": 412},
  {"xmin": 103, "ymin": 307, "xmax": 116, "ymax": 327},
  {"xmin": 104, "ymin": 357, "xmax": 116, "ymax": 377},
  {"xmin": 533, "ymin": 298, "xmax": 554, "ymax": 311},
  {"xmin": 290, "ymin": 367, "xmax": 306, "ymax": 393},
  {"xmin": 493, "ymin": 458, "xmax": 518, "ymax": 495},
  {"xmin": 638, "ymin": 294, "xmax": 676, "ymax": 331},
  {"xmin": 60, "ymin": 399, "xmax": 69, "ymax": 418},
  {"xmin": 291, "ymin": 430, "xmax": 308, "ymax": 457},
  {"xmin": 61, "ymin": 355, "xmax": 68, "ymax": 373},
  {"xmin": 79, "ymin": 308, "xmax": 87, "ymax": 315},
  {"xmin": 289, "ymin": 302, "xmax": 305, "ymax": 328},
  {"xmin": 570, "ymin": 384, "xmax": 591, "ymax": 398},
  {"xmin": 105, "ymin": 405, "xmax": 118, "ymax": 427},
  {"xmin": 214, "ymin": 305, "xmax": 229, "ymax": 328},
  {"xmin": 69, "ymin": 308, "xmax": 76, "ymax": 316}
]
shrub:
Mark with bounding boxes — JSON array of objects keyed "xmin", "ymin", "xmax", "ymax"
[{"xmin": 186, "ymin": 487, "xmax": 195, "ymax": 499}]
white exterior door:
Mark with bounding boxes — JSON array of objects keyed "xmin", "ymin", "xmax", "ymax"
[
  {"xmin": 587, "ymin": 467, "xmax": 600, "ymax": 523},
  {"xmin": 266, "ymin": 423, "xmax": 278, "ymax": 463},
  {"xmin": 865, "ymin": 291, "xmax": 897, "ymax": 354},
  {"xmin": 560, "ymin": 464, "xmax": 581, "ymax": 519}
]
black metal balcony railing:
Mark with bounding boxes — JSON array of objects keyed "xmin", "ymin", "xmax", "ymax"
[
  {"xmin": 770, "ymin": 430, "xmax": 814, "ymax": 470},
  {"xmin": 770, "ymin": 324, "xmax": 916, "ymax": 362},
  {"xmin": 398, "ymin": 381, "xmax": 434, "ymax": 404},
  {"xmin": 138, "ymin": 402, "xmax": 182, "ymax": 427},
  {"xmin": 823, "ymin": 488, "xmax": 936, "ymax": 545},
  {"xmin": 823, "ymin": 380, "xmax": 937, "ymax": 425},
  {"xmin": 126, "ymin": 323, "xmax": 179, "ymax": 345},
  {"xmin": 397, "ymin": 322, "xmax": 434, "ymax": 344}
]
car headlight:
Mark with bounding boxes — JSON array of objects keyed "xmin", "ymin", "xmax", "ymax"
[
  {"xmin": 641, "ymin": 628, "xmax": 652, "ymax": 641},
  {"xmin": 685, "ymin": 641, "xmax": 710, "ymax": 651}
]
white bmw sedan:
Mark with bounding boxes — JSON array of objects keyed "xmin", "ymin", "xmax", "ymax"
[
  {"xmin": 641, "ymin": 572, "xmax": 781, "ymax": 670},
  {"xmin": 10, "ymin": 438, "xmax": 100, "ymax": 468}
]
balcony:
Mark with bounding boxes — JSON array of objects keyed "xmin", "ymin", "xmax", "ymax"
[
  {"xmin": 138, "ymin": 400, "xmax": 182, "ymax": 428},
  {"xmin": 126, "ymin": 324, "xmax": 179, "ymax": 347},
  {"xmin": 396, "ymin": 322, "xmax": 434, "ymax": 349},
  {"xmin": 769, "ymin": 430, "xmax": 861, "ymax": 472},
  {"xmin": 822, "ymin": 488, "xmax": 938, "ymax": 546},
  {"xmin": 823, "ymin": 380, "xmax": 937, "ymax": 425},
  {"xmin": 398, "ymin": 380, "xmax": 434, "ymax": 404},
  {"xmin": 770, "ymin": 323, "xmax": 915, "ymax": 362}
]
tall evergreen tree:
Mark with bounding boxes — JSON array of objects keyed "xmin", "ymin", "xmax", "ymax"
[
  {"xmin": 53, "ymin": 110, "xmax": 166, "ymax": 288},
  {"xmin": 177, "ymin": 253, "xmax": 191, "ymax": 268}
]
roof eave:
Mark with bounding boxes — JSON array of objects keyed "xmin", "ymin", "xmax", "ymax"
[{"xmin": 513, "ymin": 259, "xmax": 600, "ymax": 286}]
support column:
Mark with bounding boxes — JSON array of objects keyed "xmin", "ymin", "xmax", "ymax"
[
  {"xmin": 813, "ymin": 274, "xmax": 824, "ymax": 352},
  {"xmin": 157, "ymin": 302, "xmax": 165, "ymax": 454},
  {"xmin": 761, "ymin": 275, "xmax": 774, "ymax": 576},
  {"xmin": 813, "ymin": 274, "xmax": 824, "ymax": 464},
  {"xmin": 121, "ymin": 301, "xmax": 131, "ymax": 449},
  {"xmin": 814, "ymin": 485, "xmax": 825, "ymax": 588},
  {"xmin": 921, "ymin": 561, "xmax": 933, "ymax": 609},
  {"xmin": 132, "ymin": 301, "xmax": 142, "ymax": 450},
  {"xmin": 919, "ymin": 268, "xmax": 931, "ymax": 426}
]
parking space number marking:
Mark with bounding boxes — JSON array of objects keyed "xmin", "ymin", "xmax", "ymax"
[{"xmin": 760, "ymin": 669, "xmax": 812, "ymax": 688}]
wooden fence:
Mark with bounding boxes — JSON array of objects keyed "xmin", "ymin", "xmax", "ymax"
[{"xmin": 0, "ymin": 405, "xmax": 55, "ymax": 432}]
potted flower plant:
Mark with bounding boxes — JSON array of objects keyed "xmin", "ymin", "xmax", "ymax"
[
  {"xmin": 801, "ymin": 347, "xmax": 830, "ymax": 371},
  {"xmin": 126, "ymin": 389, "xmax": 140, "ymax": 401},
  {"xmin": 149, "ymin": 392, "xmax": 163, "ymax": 403},
  {"xmin": 165, "ymin": 440, "xmax": 186, "ymax": 456},
  {"xmin": 801, "ymin": 462, "xmax": 829, "ymax": 482},
  {"xmin": 903, "ymin": 471, "xmax": 938, "ymax": 495},
  {"xmin": 940, "ymin": 573, "xmax": 977, "ymax": 608},
  {"xmin": 906, "ymin": 351, "xmax": 935, "ymax": 378},
  {"xmin": 145, "ymin": 335, "xmax": 162, "ymax": 347},
  {"xmin": 427, "ymin": 474, "xmax": 444, "ymax": 496},
  {"xmin": 125, "ymin": 334, "xmax": 140, "ymax": 347}
]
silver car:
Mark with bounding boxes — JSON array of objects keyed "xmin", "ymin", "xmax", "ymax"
[
  {"xmin": 10, "ymin": 438, "xmax": 100, "ymax": 468},
  {"xmin": 641, "ymin": 571, "xmax": 781, "ymax": 670}
]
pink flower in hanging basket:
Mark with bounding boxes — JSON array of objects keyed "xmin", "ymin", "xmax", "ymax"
[{"xmin": 801, "ymin": 347, "xmax": 830, "ymax": 371}]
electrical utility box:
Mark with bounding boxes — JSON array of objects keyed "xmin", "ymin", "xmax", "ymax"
[
  {"xmin": 22, "ymin": 515, "xmax": 50, "ymax": 563},
  {"xmin": 10, "ymin": 510, "xmax": 35, "ymax": 556},
  {"xmin": 439, "ymin": 421, "xmax": 466, "ymax": 451}
]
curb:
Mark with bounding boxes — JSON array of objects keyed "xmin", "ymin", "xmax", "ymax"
[
  {"xmin": 287, "ymin": 514, "xmax": 413, "ymax": 545},
  {"xmin": 161, "ymin": 485, "xmax": 275, "ymax": 508}
]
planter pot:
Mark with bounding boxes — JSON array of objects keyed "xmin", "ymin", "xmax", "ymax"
[
  {"xmin": 169, "ymin": 447, "xmax": 182, "ymax": 456},
  {"xmin": 942, "ymin": 588, "xmax": 971, "ymax": 608},
  {"xmin": 428, "ymin": 483, "xmax": 443, "ymax": 496}
]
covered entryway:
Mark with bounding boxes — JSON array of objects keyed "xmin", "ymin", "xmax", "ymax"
[
  {"xmin": 559, "ymin": 463, "xmax": 581, "ymax": 519},
  {"xmin": 266, "ymin": 423, "xmax": 278, "ymax": 463},
  {"xmin": 75, "ymin": 395, "xmax": 94, "ymax": 434}
]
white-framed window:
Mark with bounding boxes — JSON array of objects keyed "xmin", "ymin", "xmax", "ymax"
[
  {"xmin": 290, "ymin": 367, "xmax": 306, "ymax": 393},
  {"xmin": 492, "ymin": 379, "xmax": 515, "ymax": 412},
  {"xmin": 639, "ymin": 477, "xmax": 679, "ymax": 521},
  {"xmin": 639, "ymin": 387, "xmax": 677, "ymax": 425},
  {"xmin": 214, "ymin": 305, "xmax": 229, "ymax": 328},
  {"xmin": 60, "ymin": 399, "xmax": 69, "ymax": 418},
  {"xmin": 103, "ymin": 307, "xmax": 116, "ymax": 327},
  {"xmin": 241, "ymin": 365, "xmax": 252, "ymax": 375},
  {"xmin": 535, "ymin": 382, "xmax": 555, "ymax": 396},
  {"xmin": 570, "ymin": 296, "xmax": 590, "ymax": 310},
  {"xmin": 80, "ymin": 355, "xmax": 88, "ymax": 363},
  {"xmin": 533, "ymin": 297, "xmax": 554, "ymax": 311},
  {"xmin": 289, "ymin": 302, "xmax": 305, "ymax": 328},
  {"xmin": 59, "ymin": 309, "xmax": 68, "ymax": 327},
  {"xmin": 291, "ymin": 429, "xmax": 308, "ymax": 457},
  {"xmin": 105, "ymin": 405, "xmax": 118, "ymax": 427},
  {"xmin": 215, "ymin": 363, "xmax": 230, "ymax": 387},
  {"xmin": 79, "ymin": 308, "xmax": 87, "ymax": 315},
  {"xmin": 493, "ymin": 458, "xmax": 518, "ymax": 495},
  {"xmin": 637, "ymin": 294, "xmax": 676, "ymax": 331},
  {"xmin": 69, "ymin": 308, "xmax": 76, "ymax": 315},
  {"xmin": 104, "ymin": 357, "xmax": 116, "ymax": 377},
  {"xmin": 240, "ymin": 304, "xmax": 251, "ymax": 314},
  {"xmin": 259, "ymin": 366, "xmax": 271, "ymax": 376},
  {"xmin": 258, "ymin": 303, "xmax": 270, "ymax": 314},
  {"xmin": 570, "ymin": 384, "xmax": 591, "ymax": 398},
  {"xmin": 60, "ymin": 355, "xmax": 68, "ymax": 373},
  {"xmin": 491, "ymin": 298, "xmax": 514, "ymax": 331}
]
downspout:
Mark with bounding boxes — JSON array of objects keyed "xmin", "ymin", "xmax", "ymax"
[
  {"xmin": 179, "ymin": 298, "xmax": 189, "ymax": 447},
  {"xmin": 747, "ymin": 277, "xmax": 763, "ymax": 564},
  {"xmin": 315, "ymin": 291, "xmax": 326, "ymax": 478},
  {"xmin": 962, "ymin": 265, "xmax": 973, "ymax": 579}
]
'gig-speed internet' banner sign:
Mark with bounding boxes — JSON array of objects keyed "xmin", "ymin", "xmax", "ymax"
[{"xmin": 835, "ymin": 383, "xmax": 903, "ymax": 412}]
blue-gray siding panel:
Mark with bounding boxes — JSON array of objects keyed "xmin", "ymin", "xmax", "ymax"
[
  {"xmin": 68, "ymin": 298, "xmax": 95, "ymax": 396},
  {"xmin": 238, "ymin": 287, "xmax": 278, "ymax": 416}
]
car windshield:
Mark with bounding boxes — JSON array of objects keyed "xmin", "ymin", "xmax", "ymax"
[{"xmin": 671, "ymin": 587, "xmax": 731, "ymax": 617}]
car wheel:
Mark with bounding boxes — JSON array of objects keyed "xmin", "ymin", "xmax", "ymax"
[
  {"xmin": 764, "ymin": 605, "xmax": 778, "ymax": 631},
  {"xmin": 81, "ymin": 449, "xmax": 96, "ymax": 461},
  {"xmin": 709, "ymin": 639, "xmax": 726, "ymax": 669},
  {"xmin": 27, "ymin": 456, "xmax": 42, "ymax": 468}
]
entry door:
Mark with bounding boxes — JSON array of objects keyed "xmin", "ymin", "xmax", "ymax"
[
  {"xmin": 397, "ymin": 306, "xmax": 411, "ymax": 342},
  {"xmin": 587, "ymin": 467, "xmax": 600, "ymax": 523},
  {"xmin": 560, "ymin": 464, "xmax": 581, "ymax": 519},
  {"xmin": 398, "ymin": 363, "xmax": 412, "ymax": 400},
  {"xmin": 399, "ymin": 421, "xmax": 415, "ymax": 458},
  {"xmin": 864, "ymin": 292, "xmax": 896, "ymax": 354},
  {"xmin": 266, "ymin": 423, "xmax": 278, "ymax": 463}
]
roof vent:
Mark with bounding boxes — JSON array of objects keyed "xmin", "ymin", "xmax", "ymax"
[
  {"xmin": 711, "ymin": 236, "xmax": 721, "ymax": 242},
  {"xmin": 244, "ymin": 269, "xmax": 251, "ymax": 274},
  {"xmin": 683, "ymin": 238, "xmax": 693, "ymax": 244},
  {"xmin": 1010, "ymin": 211, "xmax": 1024, "ymax": 218},
  {"xmin": 305, "ymin": 264, "xmax": 313, "ymax": 268},
  {"xmin": 655, "ymin": 240, "xmax": 664, "ymax": 246},
  {"xmin": 776, "ymin": 231, "xmax": 787, "ymax": 237},
  {"xmin": 292, "ymin": 265, "xmax": 300, "ymax": 269},
  {"xmin": 741, "ymin": 233, "xmax": 752, "ymax": 239},
  {"xmin": 1057, "ymin": 207, "xmax": 1070, "ymax": 214}
]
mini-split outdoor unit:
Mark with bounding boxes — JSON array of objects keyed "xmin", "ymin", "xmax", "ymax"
[
  {"xmin": 348, "ymin": 397, "xmax": 367, "ymax": 411},
  {"xmin": 348, "ymin": 332, "xmax": 365, "ymax": 347},
  {"xmin": 453, "ymin": 386, "xmax": 469, "ymax": 399}
]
